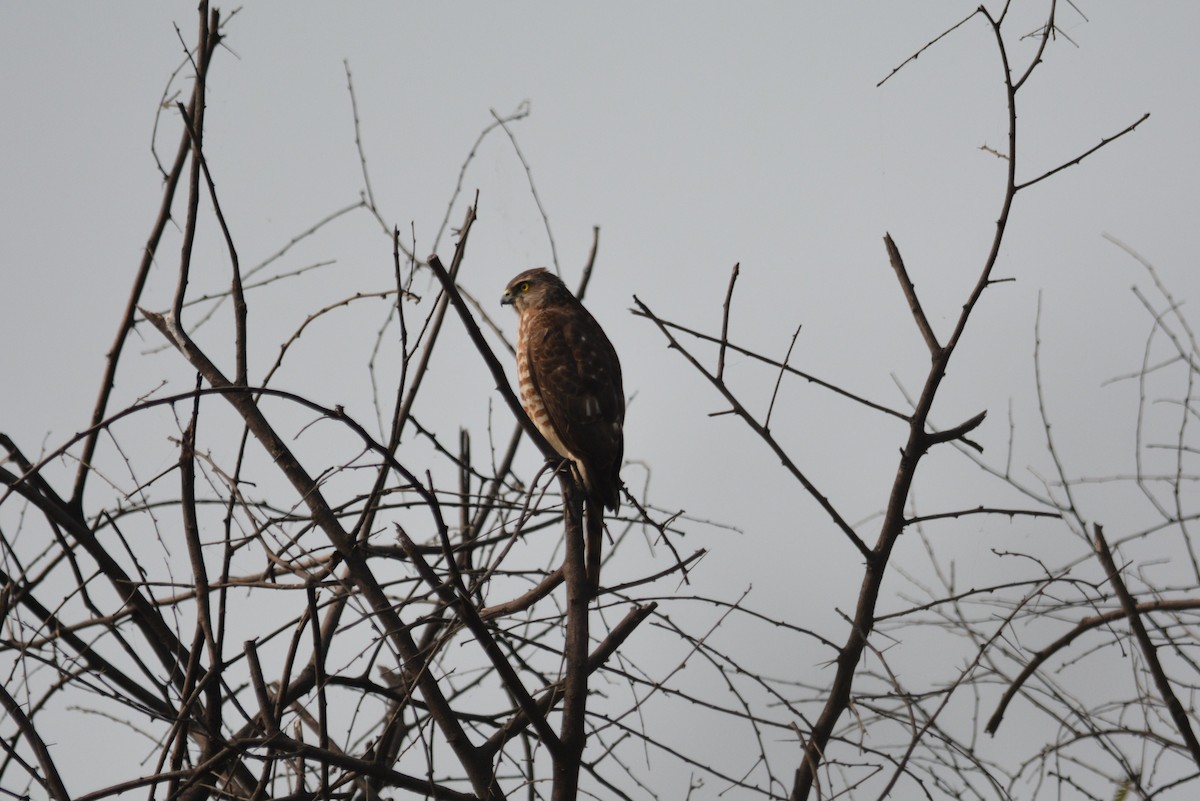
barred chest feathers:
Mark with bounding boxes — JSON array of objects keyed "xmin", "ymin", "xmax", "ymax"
[{"xmin": 516, "ymin": 311, "xmax": 576, "ymax": 464}]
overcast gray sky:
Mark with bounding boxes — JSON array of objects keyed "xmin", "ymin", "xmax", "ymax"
[{"xmin": 2, "ymin": 2, "xmax": 1198, "ymax": 796}]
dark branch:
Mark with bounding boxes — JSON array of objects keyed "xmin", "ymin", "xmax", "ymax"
[
  {"xmin": 885, "ymin": 233, "xmax": 941, "ymax": 356},
  {"xmin": 1016, "ymin": 112, "xmax": 1150, "ymax": 191}
]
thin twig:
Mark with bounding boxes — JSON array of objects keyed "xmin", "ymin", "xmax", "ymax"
[
  {"xmin": 877, "ymin": 8, "xmax": 983, "ymax": 88},
  {"xmin": 71, "ymin": 17, "xmax": 220, "ymax": 507},
  {"xmin": 491, "ymin": 106, "xmax": 558, "ymax": 274},
  {"xmin": 718, "ymin": 263, "xmax": 740, "ymax": 381},
  {"xmin": 435, "ymin": 102, "xmax": 531, "ymax": 253},
  {"xmin": 986, "ymin": 595, "xmax": 1200, "ymax": 734},
  {"xmin": 176, "ymin": 100, "xmax": 248, "ymax": 384},
  {"xmin": 1013, "ymin": 0, "xmax": 1058, "ymax": 91},
  {"xmin": 765, "ymin": 324, "xmax": 802, "ymax": 430},
  {"xmin": 636, "ymin": 296, "xmax": 870, "ymax": 560},
  {"xmin": 1016, "ymin": 112, "xmax": 1150, "ymax": 191},
  {"xmin": 630, "ymin": 307, "xmax": 909, "ymax": 422}
]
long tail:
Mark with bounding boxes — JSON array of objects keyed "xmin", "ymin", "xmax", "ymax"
[{"xmin": 585, "ymin": 500, "xmax": 604, "ymax": 597}]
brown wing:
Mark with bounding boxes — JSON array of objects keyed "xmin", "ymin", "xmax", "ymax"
[{"xmin": 523, "ymin": 302, "xmax": 624, "ymax": 510}]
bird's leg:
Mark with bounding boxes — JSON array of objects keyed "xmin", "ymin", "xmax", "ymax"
[
  {"xmin": 547, "ymin": 457, "xmax": 587, "ymax": 521},
  {"xmin": 548, "ymin": 458, "xmax": 586, "ymax": 504}
]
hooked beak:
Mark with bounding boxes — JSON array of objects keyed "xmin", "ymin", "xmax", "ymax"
[{"xmin": 501, "ymin": 293, "xmax": 515, "ymax": 306}]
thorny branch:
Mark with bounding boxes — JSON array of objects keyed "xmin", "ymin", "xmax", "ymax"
[{"xmin": 634, "ymin": 5, "xmax": 1155, "ymax": 800}]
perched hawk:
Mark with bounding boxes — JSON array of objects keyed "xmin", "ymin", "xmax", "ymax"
[{"xmin": 502, "ymin": 268, "xmax": 624, "ymax": 591}]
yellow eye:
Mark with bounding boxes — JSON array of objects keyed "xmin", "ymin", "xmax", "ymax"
[{"xmin": 519, "ymin": 281, "xmax": 530, "ymax": 292}]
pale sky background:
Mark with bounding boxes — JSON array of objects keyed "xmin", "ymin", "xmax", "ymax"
[{"xmin": 2, "ymin": 2, "xmax": 1199, "ymax": 798}]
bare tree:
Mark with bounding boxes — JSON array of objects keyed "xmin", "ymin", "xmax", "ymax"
[
  {"xmin": 634, "ymin": 4, "xmax": 1194, "ymax": 800},
  {"xmin": 0, "ymin": 6, "xmax": 670, "ymax": 800},
  {"xmin": 2, "ymin": 3, "xmax": 1196, "ymax": 801}
]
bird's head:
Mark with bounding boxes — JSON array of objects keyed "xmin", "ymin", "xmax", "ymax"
[{"xmin": 501, "ymin": 267, "xmax": 570, "ymax": 313}]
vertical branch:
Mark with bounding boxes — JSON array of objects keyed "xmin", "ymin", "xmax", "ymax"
[
  {"xmin": 178, "ymin": 381, "xmax": 223, "ymax": 779},
  {"xmin": 764, "ymin": 324, "xmax": 802, "ymax": 430},
  {"xmin": 1033, "ymin": 294, "xmax": 1087, "ymax": 536},
  {"xmin": 394, "ymin": 205, "xmax": 478, "ymax": 440},
  {"xmin": 790, "ymin": 9, "xmax": 1028, "ymax": 799},
  {"xmin": 71, "ymin": 1, "xmax": 221, "ymax": 508},
  {"xmin": 717, "ymin": 263, "xmax": 740, "ymax": 382},
  {"xmin": 551, "ymin": 478, "xmax": 589, "ymax": 801},
  {"xmin": 458, "ymin": 428, "xmax": 476, "ymax": 582},
  {"xmin": 171, "ymin": 3, "xmax": 214, "ymax": 325},
  {"xmin": 352, "ymin": 226, "xmax": 414, "ymax": 546},
  {"xmin": 575, "ymin": 226, "xmax": 601, "ymax": 301},
  {"xmin": 343, "ymin": 59, "xmax": 398, "ymax": 242},
  {"xmin": 305, "ymin": 584, "xmax": 332, "ymax": 798},
  {"xmin": 1013, "ymin": 0, "xmax": 1058, "ymax": 90},
  {"xmin": 174, "ymin": 99, "xmax": 248, "ymax": 385}
]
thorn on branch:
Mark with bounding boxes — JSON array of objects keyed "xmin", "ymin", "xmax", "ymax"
[
  {"xmin": 1016, "ymin": 112, "xmax": 1151, "ymax": 191},
  {"xmin": 876, "ymin": 8, "xmax": 983, "ymax": 88},
  {"xmin": 904, "ymin": 505, "xmax": 1061, "ymax": 526}
]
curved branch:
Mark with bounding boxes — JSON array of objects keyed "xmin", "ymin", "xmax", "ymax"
[{"xmin": 986, "ymin": 593, "xmax": 1200, "ymax": 735}]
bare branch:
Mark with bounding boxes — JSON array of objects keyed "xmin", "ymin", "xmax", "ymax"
[
  {"xmin": 434, "ymin": 102, "xmax": 531, "ymax": 253},
  {"xmin": 71, "ymin": 11, "xmax": 221, "ymax": 507},
  {"xmin": 925, "ymin": 409, "xmax": 986, "ymax": 448},
  {"xmin": 636, "ymin": 296, "xmax": 870, "ymax": 560},
  {"xmin": 904, "ymin": 505, "xmax": 1060, "ymax": 526},
  {"xmin": 987, "ymin": 595, "xmax": 1200, "ymax": 735},
  {"xmin": 876, "ymin": 8, "xmax": 983, "ymax": 88},
  {"xmin": 491, "ymin": 106, "xmax": 559, "ymax": 275},
  {"xmin": 343, "ymin": 59, "xmax": 395, "ymax": 243},
  {"xmin": 176, "ymin": 100, "xmax": 248, "ymax": 385},
  {"xmin": 1016, "ymin": 112, "xmax": 1150, "ymax": 191},
  {"xmin": 765, "ymin": 324, "xmax": 802, "ymax": 430},
  {"xmin": 885, "ymin": 233, "xmax": 940, "ymax": 356},
  {"xmin": 395, "ymin": 527, "xmax": 562, "ymax": 757},
  {"xmin": 1092, "ymin": 524, "xmax": 1200, "ymax": 768},
  {"xmin": 630, "ymin": 306, "xmax": 909, "ymax": 422},
  {"xmin": 1012, "ymin": 0, "xmax": 1058, "ymax": 91},
  {"xmin": 0, "ymin": 683, "xmax": 71, "ymax": 801},
  {"xmin": 718, "ymin": 262, "xmax": 740, "ymax": 381}
]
